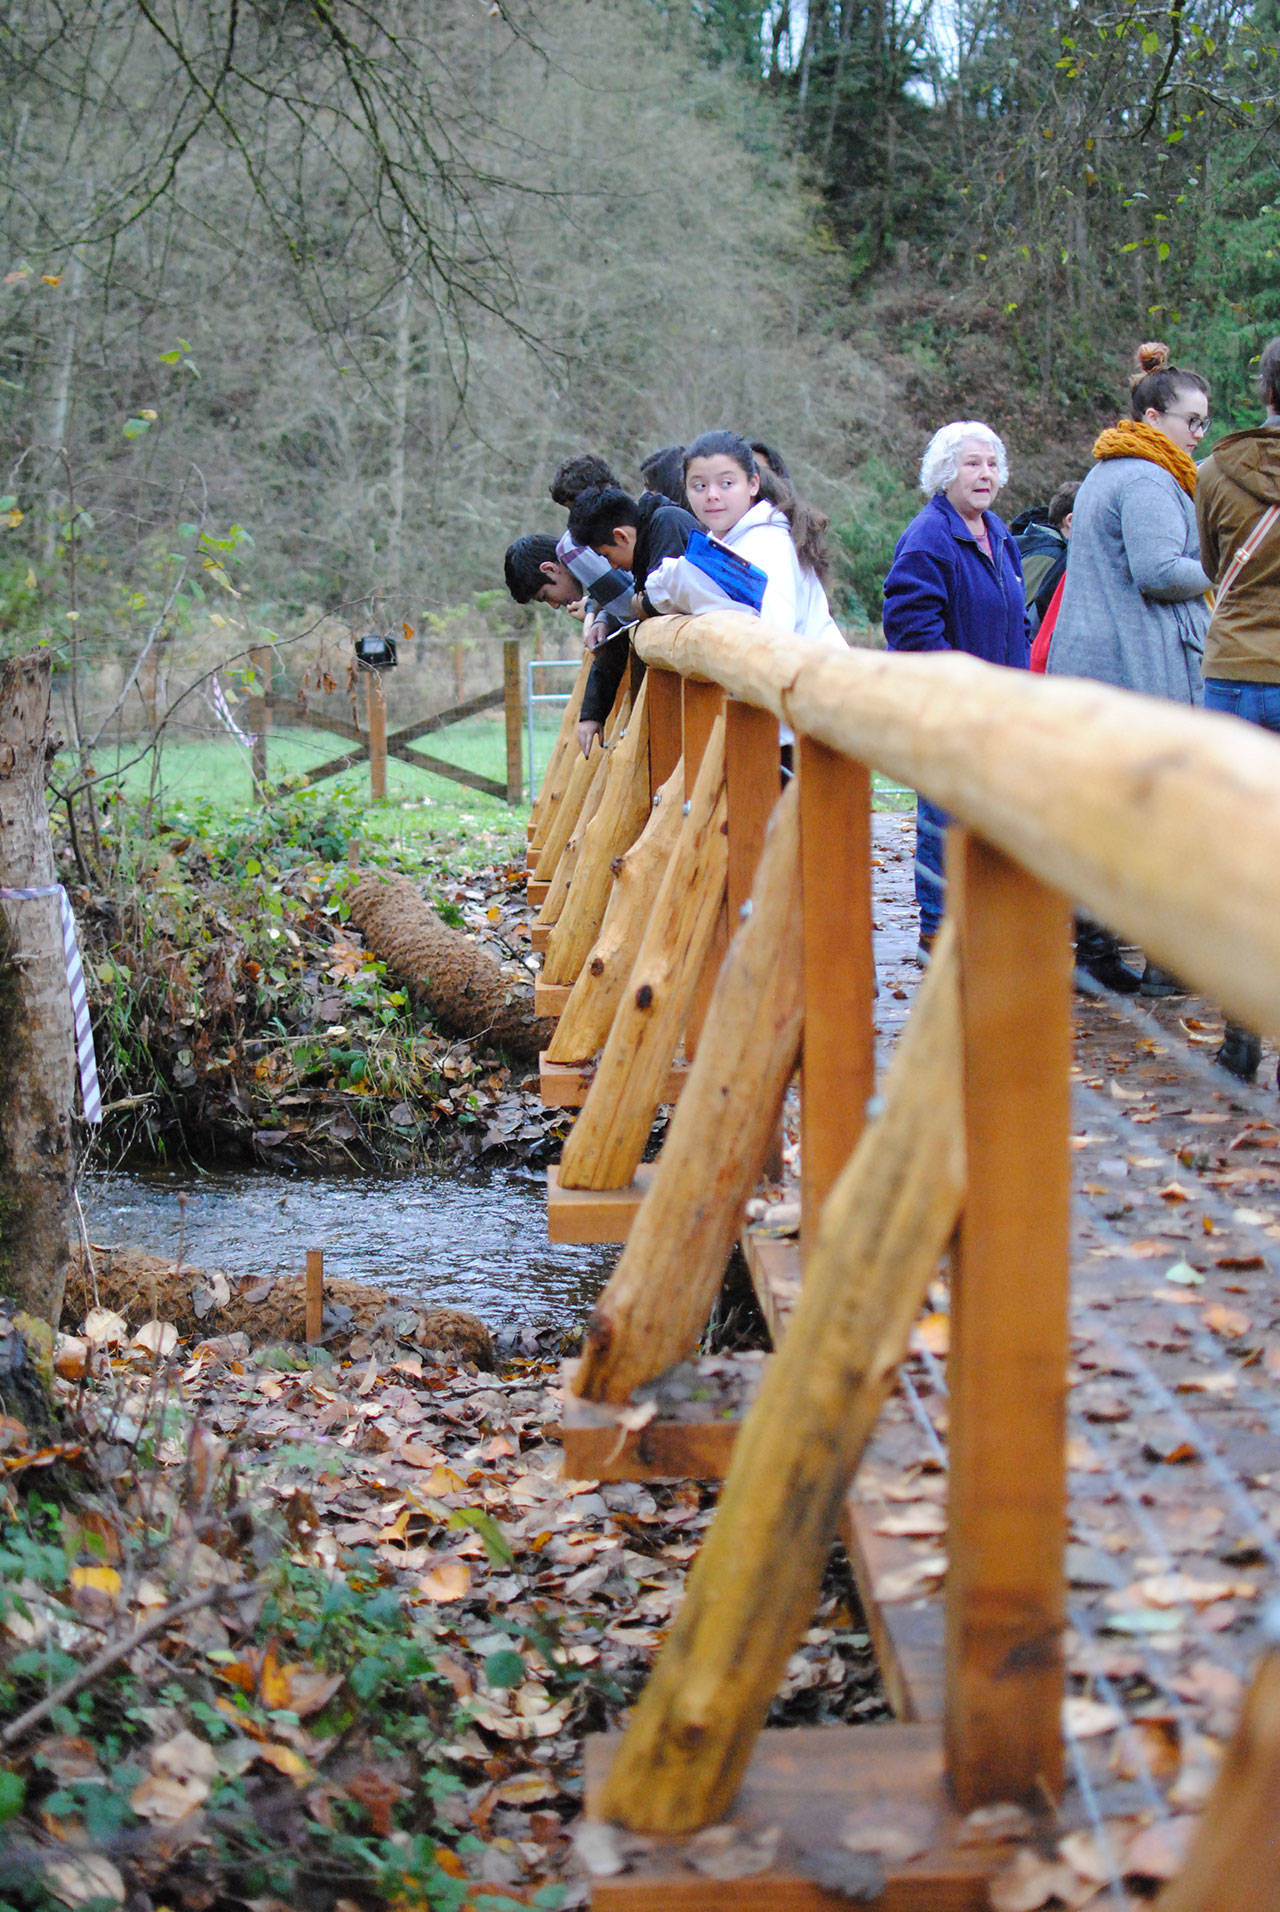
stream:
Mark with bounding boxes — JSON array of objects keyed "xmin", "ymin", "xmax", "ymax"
[{"xmin": 81, "ymin": 1164, "xmax": 618, "ymax": 1334}]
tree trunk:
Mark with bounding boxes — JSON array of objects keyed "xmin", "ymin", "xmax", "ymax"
[{"xmin": 0, "ymin": 654, "xmax": 77, "ymax": 1324}]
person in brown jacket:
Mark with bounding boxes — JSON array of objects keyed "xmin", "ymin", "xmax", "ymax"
[{"xmin": 1195, "ymin": 334, "xmax": 1280, "ymax": 1082}]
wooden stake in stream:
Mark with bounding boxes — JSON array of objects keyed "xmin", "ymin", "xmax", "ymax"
[
  {"xmin": 573, "ymin": 781, "xmax": 803, "ymax": 1402},
  {"xmin": 596, "ymin": 924, "xmax": 967, "ymax": 1832},
  {"xmin": 305, "ymin": 1248, "xmax": 324, "ymax": 1345}
]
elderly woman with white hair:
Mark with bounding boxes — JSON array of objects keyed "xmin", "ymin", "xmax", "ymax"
[{"xmin": 882, "ymin": 420, "xmax": 1029, "ymax": 960}]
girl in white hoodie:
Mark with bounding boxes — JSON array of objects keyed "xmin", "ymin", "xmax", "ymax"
[{"xmin": 644, "ymin": 429, "xmax": 844, "ymax": 649}]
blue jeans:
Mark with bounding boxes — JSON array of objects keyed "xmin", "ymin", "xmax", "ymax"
[
  {"xmin": 1203, "ymin": 677, "xmax": 1280, "ymax": 734},
  {"xmin": 915, "ymin": 795, "xmax": 949, "ymax": 939}
]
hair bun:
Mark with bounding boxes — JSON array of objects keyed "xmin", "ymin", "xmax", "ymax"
[{"xmin": 1134, "ymin": 339, "xmax": 1171, "ymax": 376}]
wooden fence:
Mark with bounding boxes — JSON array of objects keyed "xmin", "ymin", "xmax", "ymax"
[
  {"xmin": 524, "ymin": 611, "xmax": 1280, "ymax": 1908},
  {"xmin": 246, "ymin": 637, "xmax": 524, "ymax": 803}
]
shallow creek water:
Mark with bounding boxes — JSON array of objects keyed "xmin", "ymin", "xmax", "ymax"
[{"xmin": 82, "ymin": 1164, "xmax": 618, "ymax": 1334}]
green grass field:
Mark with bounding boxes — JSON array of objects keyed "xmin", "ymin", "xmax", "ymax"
[{"xmin": 94, "ymin": 708, "xmax": 573, "ymax": 864}]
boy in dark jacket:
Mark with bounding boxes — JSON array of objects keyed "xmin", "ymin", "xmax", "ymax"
[{"xmin": 568, "ymin": 485, "xmax": 698, "ymax": 756}]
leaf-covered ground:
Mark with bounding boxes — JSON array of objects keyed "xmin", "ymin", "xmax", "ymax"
[{"xmin": 0, "ymin": 1302, "xmax": 885, "ymax": 1912}]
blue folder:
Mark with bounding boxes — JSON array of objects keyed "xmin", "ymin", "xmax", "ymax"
[{"xmin": 685, "ymin": 529, "xmax": 768, "ymax": 613}]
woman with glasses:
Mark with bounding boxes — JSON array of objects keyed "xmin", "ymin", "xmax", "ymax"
[{"xmin": 1046, "ymin": 341, "xmax": 1213, "ymax": 993}]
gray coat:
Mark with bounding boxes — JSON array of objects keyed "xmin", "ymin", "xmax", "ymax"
[{"xmin": 1046, "ymin": 457, "xmax": 1210, "ymax": 705}]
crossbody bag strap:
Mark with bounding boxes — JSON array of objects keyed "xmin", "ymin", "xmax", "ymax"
[{"xmin": 1215, "ymin": 502, "xmax": 1280, "ymax": 608}]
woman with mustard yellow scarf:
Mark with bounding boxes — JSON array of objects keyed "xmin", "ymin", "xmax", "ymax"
[{"xmin": 1046, "ymin": 340, "xmax": 1213, "ymax": 995}]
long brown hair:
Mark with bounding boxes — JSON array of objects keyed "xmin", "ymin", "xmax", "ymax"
[{"xmin": 683, "ymin": 430, "xmax": 831, "ymax": 588}]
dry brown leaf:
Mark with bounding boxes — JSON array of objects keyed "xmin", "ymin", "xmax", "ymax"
[
  {"xmin": 44, "ymin": 1855, "xmax": 126, "ymax": 1908},
  {"xmin": 418, "ymin": 1557, "xmax": 471, "ymax": 1602},
  {"xmin": 1063, "ymin": 1696, "xmax": 1124, "ymax": 1739},
  {"xmin": 873, "ymin": 1553, "xmax": 946, "ymax": 1603},
  {"xmin": 1204, "ymin": 1304, "xmax": 1252, "ymax": 1338},
  {"xmin": 133, "ymin": 1318, "xmax": 179, "ymax": 1356}
]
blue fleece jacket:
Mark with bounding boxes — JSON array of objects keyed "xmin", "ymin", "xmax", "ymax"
[{"xmin": 882, "ymin": 493, "xmax": 1030, "ymax": 667}]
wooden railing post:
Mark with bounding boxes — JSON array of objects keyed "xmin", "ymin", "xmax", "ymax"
[
  {"xmin": 367, "ymin": 667, "xmax": 388, "ymax": 801},
  {"xmin": 647, "ymin": 664, "xmax": 683, "ymax": 800},
  {"xmin": 503, "ymin": 637, "xmax": 522, "ymax": 805},
  {"xmin": 798, "ymin": 739, "xmax": 875, "ymax": 1248},
  {"xmin": 250, "ymin": 644, "xmax": 272, "ymax": 794},
  {"xmin": 724, "ymin": 699, "xmax": 779, "ymax": 925},
  {"xmin": 944, "ymin": 828, "xmax": 1072, "ymax": 1810}
]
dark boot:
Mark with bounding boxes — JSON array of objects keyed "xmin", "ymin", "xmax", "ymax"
[
  {"xmin": 1074, "ymin": 920, "xmax": 1142, "ymax": 994},
  {"xmin": 1139, "ymin": 960, "xmax": 1187, "ymax": 998},
  {"xmin": 1216, "ymin": 1024, "xmax": 1262, "ymax": 1083}
]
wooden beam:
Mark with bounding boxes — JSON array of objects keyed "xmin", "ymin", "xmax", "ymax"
[
  {"xmin": 1156, "ymin": 1640, "xmax": 1280, "ymax": 1912},
  {"xmin": 388, "ymin": 682, "xmax": 506, "ymax": 750},
  {"xmin": 530, "ymin": 653, "xmax": 594, "ymax": 846},
  {"xmin": 724, "ymin": 699, "xmax": 780, "ymax": 922},
  {"xmin": 532, "ymin": 681, "xmax": 628, "ymax": 882},
  {"xmin": 798, "ymin": 739, "xmax": 875, "ymax": 1246},
  {"xmin": 544, "ymin": 762, "xmax": 685, "ymax": 1067},
  {"xmin": 682, "ymin": 680, "xmax": 727, "ymax": 1055},
  {"xmin": 542, "ymin": 678, "xmax": 651, "ymax": 985},
  {"xmin": 388, "ymin": 742, "xmax": 505, "ymax": 799},
  {"xmin": 633, "ymin": 612, "xmax": 1280, "ymax": 1042},
  {"xmin": 944, "ymin": 829, "xmax": 1071, "ymax": 1811},
  {"xmin": 540, "ymin": 1057, "xmax": 688, "ymax": 1108},
  {"xmin": 555, "ymin": 719, "xmax": 727, "ymax": 1192},
  {"xmin": 595, "ymin": 924, "xmax": 965, "ymax": 1832},
  {"xmin": 572, "ymin": 782, "xmax": 803, "ymax": 1402},
  {"xmin": 647, "ymin": 664, "xmax": 683, "ymax": 798},
  {"xmin": 546, "ymin": 1163, "xmax": 653, "ymax": 1243},
  {"xmin": 558, "ymin": 1358, "xmax": 745, "ymax": 1482}
]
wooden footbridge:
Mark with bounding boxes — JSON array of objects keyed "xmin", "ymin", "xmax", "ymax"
[{"xmin": 525, "ymin": 617, "xmax": 1280, "ymax": 1908}]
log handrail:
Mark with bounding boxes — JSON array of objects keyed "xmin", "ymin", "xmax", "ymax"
[{"xmin": 634, "ymin": 613, "xmax": 1280, "ymax": 1043}]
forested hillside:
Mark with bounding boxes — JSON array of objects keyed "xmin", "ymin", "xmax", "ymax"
[{"xmin": 1, "ymin": 0, "xmax": 1277, "ymax": 666}]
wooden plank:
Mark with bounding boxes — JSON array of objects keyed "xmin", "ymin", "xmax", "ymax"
[
  {"xmin": 267, "ymin": 704, "xmax": 365, "ymax": 743},
  {"xmin": 724, "ymin": 699, "xmax": 779, "ymax": 922},
  {"xmin": 546, "ymin": 1164, "xmax": 653, "ymax": 1243},
  {"xmin": 647, "ymin": 665, "xmax": 683, "ymax": 799},
  {"xmin": 546, "ymin": 763, "xmax": 685, "ymax": 1068},
  {"xmin": 555, "ymin": 723, "xmax": 727, "ymax": 1191},
  {"xmin": 542, "ymin": 680, "xmax": 651, "ymax": 984},
  {"xmin": 531, "ymin": 654, "xmax": 594, "ymax": 847},
  {"xmin": 528, "ymin": 881, "xmax": 551, "ymax": 907},
  {"xmin": 584, "ymin": 1724, "xmax": 1004, "ymax": 1911},
  {"xmin": 558, "ymin": 1361, "xmax": 741, "ymax": 1483},
  {"xmin": 389, "ymin": 682, "xmax": 506, "ymax": 750},
  {"xmin": 594, "ymin": 927, "xmax": 965, "ymax": 1830},
  {"xmin": 944, "ymin": 829, "xmax": 1072, "ymax": 1811},
  {"xmin": 530, "ymin": 923, "xmax": 552, "ymax": 953},
  {"xmin": 540, "ymin": 1057, "xmax": 688, "ymax": 1109},
  {"xmin": 534, "ymin": 980, "xmax": 572, "ymax": 1017},
  {"xmin": 798, "ymin": 739, "xmax": 875, "ymax": 1247},
  {"xmin": 299, "ymin": 741, "xmax": 370, "ymax": 786},
  {"xmin": 572, "ymin": 784, "xmax": 802, "ymax": 1402},
  {"xmin": 389, "ymin": 741, "xmax": 506, "ymax": 799},
  {"xmin": 683, "ymin": 680, "xmax": 727, "ymax": 1054}
]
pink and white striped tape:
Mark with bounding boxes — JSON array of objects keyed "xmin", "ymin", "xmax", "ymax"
[{"xmin": 0, "ymin": 884, "xmax": 103, "ymax": 1124}]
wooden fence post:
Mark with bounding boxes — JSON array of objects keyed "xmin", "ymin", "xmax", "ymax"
[
  {"xmin": 503, "ymin": 637, "xmax": 522, "ymax": 805},
  {"xmin": 250, "ymin": 644, "xmax": 272, "ymax": 794},
  {"xmin": 798, "ymin": 741, "xmax": 875, "ymax": 1247},
  {"xmin": 944, "ymin": 828, "xmax": 1072, "ymax": 1810},
  {"xmin": 367, "ymin": 668, "xmax": 388, "ymax": 802},
  {"xmin": 647, "ymin": 665, "xmax": 683, "ymax": 800}
]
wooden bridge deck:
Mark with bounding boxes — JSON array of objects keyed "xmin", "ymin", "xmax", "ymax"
[{"xmin": 742, "ymin": 807, "xmax": 1279, "ymax": 1802}]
